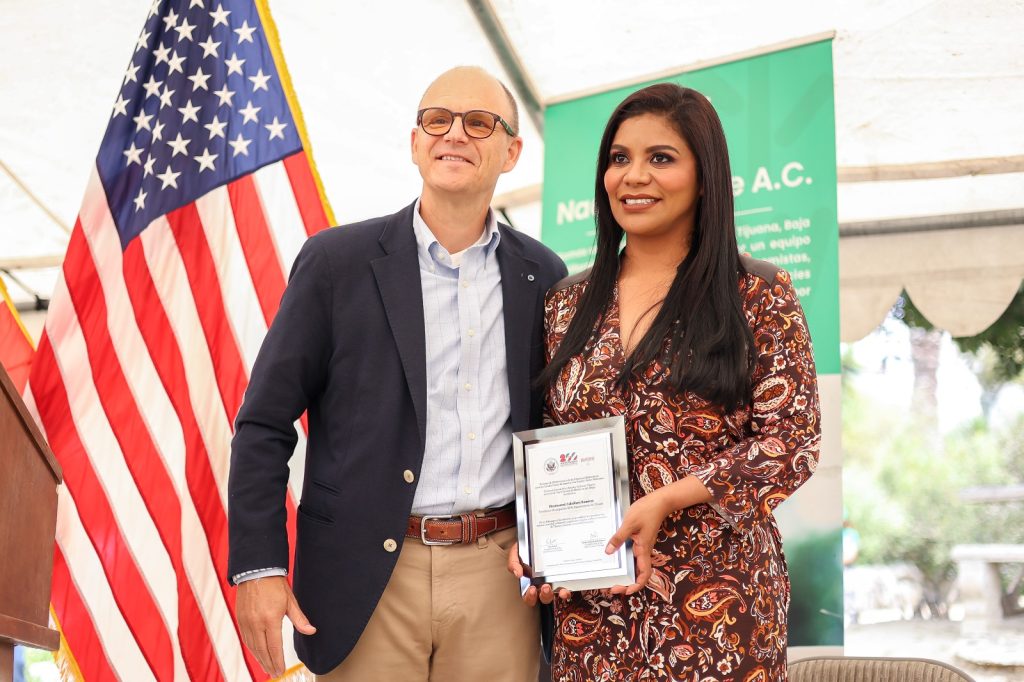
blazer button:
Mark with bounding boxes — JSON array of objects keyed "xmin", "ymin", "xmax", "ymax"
[
  {"xmin": 383, "ymin": 538, "xmax": 398, "ymax": 552},
  {"xmin": 403, "ymin": 469, "xmax": 415, "ymax": 483}
]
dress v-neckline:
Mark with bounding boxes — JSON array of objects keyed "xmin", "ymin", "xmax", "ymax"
[{"xmin": 612, "ymin": 279, "xmax": 649, "ymax": 359}]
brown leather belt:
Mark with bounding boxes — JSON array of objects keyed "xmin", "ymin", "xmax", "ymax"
[{"xmin": 406, "ymin": 504, "xmax": 516, "ymax": 545}]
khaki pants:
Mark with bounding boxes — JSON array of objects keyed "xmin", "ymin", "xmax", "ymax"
[{"xmin": 318, "ymin": 526, "xmax": 540, "ymax": 682}]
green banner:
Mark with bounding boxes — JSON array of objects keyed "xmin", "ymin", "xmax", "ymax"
[
  {"xmin": 541, "ymin": 38, "xmax": 839, "ymax": 376},
  {"xmin": 541, "ymin": 38, "xmax": 843, "ymax": 649}
]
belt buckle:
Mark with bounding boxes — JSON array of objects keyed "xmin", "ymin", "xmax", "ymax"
[{"xmin": 419, "ymin": 514, "xmax": 460, "ymax": 545}]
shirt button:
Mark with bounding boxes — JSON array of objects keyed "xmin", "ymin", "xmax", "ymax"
[
  {"xmin": 467, "ymin": 432, "xmax": 476, "ymax": 440},
  {"xmin": 383, "ymin": 538, "xmax": 397, "ymax": 552},
  {"xmin": 464, "ymin": 486, "xmax": 472, "ymax": 495},
  {"xmin": 461, "ymin": 280, "xmax": 470, "ymax": 288},
  {"xmin": 467, "ymin": 328, "xmax": 476, "ymax": 337},
  {"xmin": 403, "ymin": 469, "xmax": 415, "ymax": 483},
  {"xmin": 463, "ymin": 383, "xmax": 472, "ymax": 391}
]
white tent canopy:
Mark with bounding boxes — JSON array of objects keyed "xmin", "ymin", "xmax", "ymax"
[{"xmin": 3, "ymin": 0, "xmax": 1023, "ymax": 340}]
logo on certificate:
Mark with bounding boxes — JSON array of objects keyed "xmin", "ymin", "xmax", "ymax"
[{"xmin": 544, "ymin": 457, "xmax": 558, "ymax": 474}]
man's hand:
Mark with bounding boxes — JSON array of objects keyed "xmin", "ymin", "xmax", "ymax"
[
  {"xmin": 507, "ymin": 542, "xmax": 570, "ymax": 605},
  {"xmin": 237, "ymin": 576, "xmax": 316, "ymax": 677}
]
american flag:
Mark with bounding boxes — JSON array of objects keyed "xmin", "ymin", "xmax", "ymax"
[{"xmin": 25, "ymin": 0, "xmax": 331, "ymax": 679}]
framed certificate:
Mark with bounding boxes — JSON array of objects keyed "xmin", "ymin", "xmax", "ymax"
[{"xmin": 512, "ymin": 415, "xmax": 634, "ymax": 591}]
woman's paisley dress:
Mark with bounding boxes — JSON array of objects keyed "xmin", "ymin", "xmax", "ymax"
[{"xmin": 545, "ymin": 264, "xmax": 821, "ymax": 682}]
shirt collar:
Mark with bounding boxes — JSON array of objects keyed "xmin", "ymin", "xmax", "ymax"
[{"xmin": 412, "ymin": 198, "xmax": 501, "ymax": 267}]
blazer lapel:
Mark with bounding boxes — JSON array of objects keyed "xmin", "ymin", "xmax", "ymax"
[
  {"xmin": 497, "ymin": 228, "xmax": 540, "ymax": 433},
  {"xmin": 372, "ymin": 203, "xmax": 427, "ymax": 447}
]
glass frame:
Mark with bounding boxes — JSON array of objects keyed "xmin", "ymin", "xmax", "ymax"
[
  {"xmin": 416, "ymin": 107, "xmax": 517, "ymax": 138},
  {"xmin": 512, "ymin": 415, "xmax": 635, "ymax": 591}
]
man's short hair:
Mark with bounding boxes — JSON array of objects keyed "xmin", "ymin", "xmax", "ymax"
[{"xmin": 498, "ymin": 81, "xmax": 519, "ymax": 136}]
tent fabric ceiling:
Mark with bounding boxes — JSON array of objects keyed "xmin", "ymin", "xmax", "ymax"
[
  {"xmin": 840, "ymin": 223, "xmax": 1024, "ymax": 341},
  {"xmin": 2, "ymin": 0, "xmax": 1022, "ymax": 341}
]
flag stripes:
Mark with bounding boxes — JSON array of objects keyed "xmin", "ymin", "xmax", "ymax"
[
  {"xmin": 230, "ymin": 176, "xmax": 289, "ymax": 329},
  {"xmin": 50, "ymin": 523, "xmax": 135, "ymax": 681},
  {"xmin": 32, "ymin": 150, "xmax": 327, "ymax": 679},
  {"xmin": 56, "ymin": 227, "xmax": 227, "ymax": 681},
  {"xmin": 166, "ymin": 203, "xmax": 250, "ymax": 427},
  {"xmin": 282, "ymin": 151, "xmax": 331, "ymax": 238}
]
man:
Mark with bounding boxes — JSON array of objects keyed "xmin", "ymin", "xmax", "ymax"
[{"xmin": 228, "ymin": 66, "xmax": 566, "ymax": 681}]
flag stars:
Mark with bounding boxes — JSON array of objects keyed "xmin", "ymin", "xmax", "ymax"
[
  {"xmin": 147, "ymin": 0, "xmax": 160, "ymax": 19},
  {"xmin": 178, "ymin": 99, "xmax": 202, "ymax": 123},
  {"xmin": 123, "ymin": 142, "xmax": 144, "ymax": 166},
  {"xmin": 124, "ymin": 63, "xmax": 141, "ymax": 84},
  {"xmin": 198, "ymin": 36, "xmax": 220, "ymax": 59},
  {"xmin": 248, "ymin": 69, "xmax": 271, "ymax": 92},
  {"xmin": 152, "ymin": 120, "xmax": 166, "ymax": 141},
  {"xmin": 133, "ymin": 110, "xmax": 154, "ymax": 132},
  {"xmin": 213, "ymin": 84, "xmax": 235, "ymax": 107},
  {"xmin": 234, "ymin": 20, "xmax": 257, "ymax": 44},
  {"xmin": 174, "ymin": 17, "xmax": 197, "ymax": 42},
  {"xmin": 224, "ymin": 52, "xmax": 245, "ymax": 75},
  {"xmin": 159, "ymin": 85, "xmax": 176, "ymax": 109},
  {"xmin": 265, "ymin": 116, "xmax": 287, "ymax": 140},
  {"xmin": 134, "ymin": 187, "xmax": 148, "ymax": 211},
  {"xmin": 167, "ymin": 50, "xmax": 187, "ymax": 75},
  {"xmin": 112, "ymin": 95, "xmax": 130, "ymax": 118},
  {"xmin": 153, "ymin": 43, "xmax": 171, "ymax": 65},
  {"xmin": 194, "ymin": 147, "xmax": 218, "ymax": 172},
  {"xmin": 157, "ymin": 165, "xmax": 182, "ymax": 189},
  {"xmin": 204, "ymin": 115, "xmax": 227, "ymax": 139},
  {"xmin": 135, "ymin": 29, "xmax": 152, "ymax": 52},
  {"xmin": 162, "ymin": 9, "xmax": 179, "ymax": 32},
  {"xmin": 167, "ymin": 132, "xmax": 191, "ymax": 157},
  {"xmin": 210, "ymin": 4, "xmax": 231, "ymax": 27},
  {"xmin": 190, "ymin": 0, "xmax": 205, "ymax": 7},
  {"xmin": 239, "ymin": 100, "xmax": 261, "ymax": 124},
  {"xmin": 228, "ymin": 133, "xmax": 252, "ymax": 157},
  {"xmin": 188, "ymin": 67, "xmax": 211, "ymax": 91},
  {"xmin": 142, "ymin": 75, "xmax": 163, "ymax": 98},
  {"xmin": 143, "ymin": 155, "xmax": 156, "ymax": 177}
]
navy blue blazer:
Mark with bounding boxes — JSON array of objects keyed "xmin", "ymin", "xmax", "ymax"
[{"xmin": 227, "ymin": 200, "xmax": 566, "ymax": 674}]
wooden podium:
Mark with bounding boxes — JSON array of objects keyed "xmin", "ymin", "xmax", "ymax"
[{"xmin": 0, "ymin": 365, "xmax": 61, "ymax": 682}]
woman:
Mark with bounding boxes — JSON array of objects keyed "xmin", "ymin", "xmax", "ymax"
[{"xmin": 512, "ymin": 83, "xmax": 820, "ymax": 681}]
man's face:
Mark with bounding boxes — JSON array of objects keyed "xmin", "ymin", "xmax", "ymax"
[{"xmin": 411, "ymin": 69, "xmax": 522, "ymax": 200}]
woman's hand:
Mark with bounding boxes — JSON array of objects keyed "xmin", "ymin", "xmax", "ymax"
[
  {"xmin": 603, "ymin": 487, "xmax": 676, "ymax": 595},
  {"xmin": 507, "ymin": 541, "xmax": 571, "ymax": 605}
]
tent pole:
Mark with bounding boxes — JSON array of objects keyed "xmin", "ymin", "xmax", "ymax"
[
  {"xmin": 465, "ymin": 0, "xmax": 545, "ymax": 134},
  {"xmin": 840, "ymin": 208, "xmax": 1024, "ymax": 238}
]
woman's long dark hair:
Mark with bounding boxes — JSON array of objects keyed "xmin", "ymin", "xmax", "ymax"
[{"xmin": 539, "ymin": 83, "xmax": 755, "ymax": 409}]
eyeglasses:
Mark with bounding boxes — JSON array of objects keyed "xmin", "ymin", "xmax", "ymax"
[{"xmin": 417, "ymin": 107, "xmax": 517, "ymax": 139}]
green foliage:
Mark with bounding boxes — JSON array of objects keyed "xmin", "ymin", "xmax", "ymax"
[
  {"xmin": 896, "ymin": 283, "xmax": 1024, "ymax": 383},
  {"xmin": 1002, "ymin": 413, "xmax": 1024, "ymax": 481},
  {"xmin": 893, "ymin": 292, "xmax": 933, "ymax": 332},
  {"xmin": 842, "ymin": 379, "xmax": 1024, "ymax": 606},
  {"xmin": 21, "ymin": 647, "xmax": 58, "ymax": 682},
  {"xmin": 954, "ymin": 281, "xmax": 1024, "ymax": 381}
]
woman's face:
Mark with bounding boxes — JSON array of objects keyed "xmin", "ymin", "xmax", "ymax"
[{"xmin": 603, "ymin": 113, "xmax": 700, "ymax": 243}]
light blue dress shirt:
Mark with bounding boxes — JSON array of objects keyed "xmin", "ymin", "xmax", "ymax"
[{"xmin": 410, "ymin": 200, "xmax": 513, "ymax": 515}]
